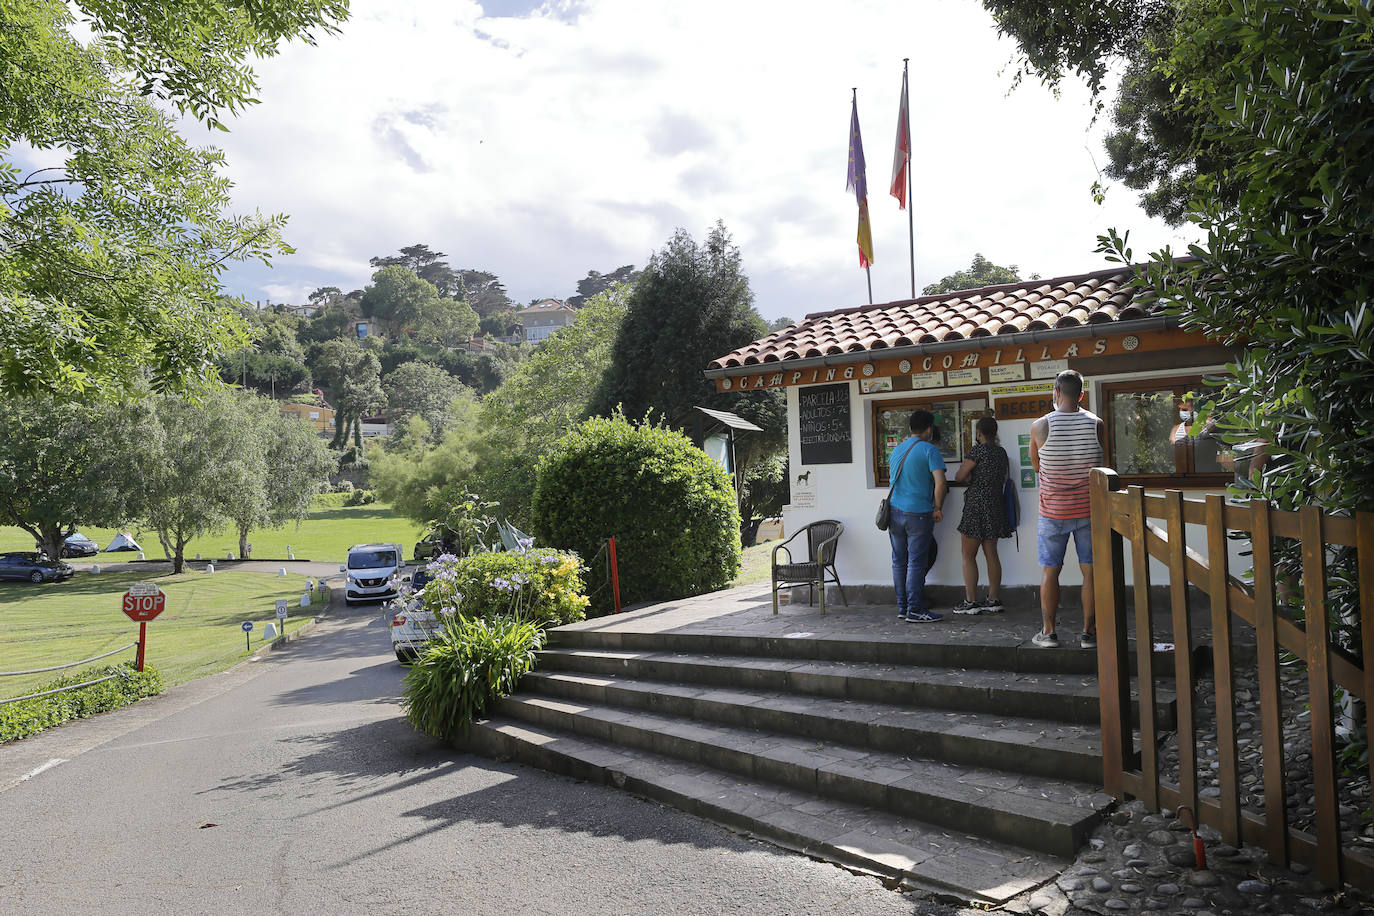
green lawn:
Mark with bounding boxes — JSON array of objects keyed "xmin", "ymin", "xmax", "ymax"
[
  {"xmin": 0, "ymin": 495, "xmax": 424, "ymax": 564},
  {"xmin": 0, "ymin": 568, "xmax": 319, "ymax": 700}
]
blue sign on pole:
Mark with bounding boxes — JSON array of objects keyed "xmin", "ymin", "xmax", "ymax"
[
  {"xmin": 241, "ymin": 619, "xmax": 253, "ymax": 650},
  {"xmin": 241, "ymin": 621, "xmax": 254, "ymax": 632}
]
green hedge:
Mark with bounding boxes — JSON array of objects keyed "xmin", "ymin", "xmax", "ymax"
[
  {"xmin": 1, "ymin": 664, "xmax": 163, "ymax": 743},
  {"xmin": 532, "ymin": 415, "xmax": 741, "ymax": 615}
]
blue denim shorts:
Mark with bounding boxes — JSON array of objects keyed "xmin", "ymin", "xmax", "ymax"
[{"xmin": 1037, "ymin": 515, "xmax": 1093, "ymax": 568}]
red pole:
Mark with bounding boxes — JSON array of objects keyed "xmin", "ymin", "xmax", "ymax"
[
  {"xmin": 136, "ymin": 621, "xmax": 147, "ymax": 672},
  {"xmin": 608, "ymin": 536, "xmax": 622, "ymax": 614}
]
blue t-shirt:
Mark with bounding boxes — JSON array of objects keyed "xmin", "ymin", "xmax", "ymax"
[{"xmin": 888, "ymin": 437, "xmax": 945, "ymax": 513}]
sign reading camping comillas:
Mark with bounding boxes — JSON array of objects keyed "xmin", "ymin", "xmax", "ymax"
[{"xmin": 122, "ymin": 582, "xmax": 166, "ymax": 622}]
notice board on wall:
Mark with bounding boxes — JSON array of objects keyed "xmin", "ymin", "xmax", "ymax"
[{"xmin": 798, "ymin": 383, "xmax": 852, "ymax": 465}]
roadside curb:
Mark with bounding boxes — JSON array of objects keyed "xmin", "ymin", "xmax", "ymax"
[{"xmin": 255, "ymin": 616, "xmax": 321, "ymax": 656}]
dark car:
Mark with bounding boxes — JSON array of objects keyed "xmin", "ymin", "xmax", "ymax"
[
  {"xmin": 413, "ymin": 531, "xmax": 455, "ymax": 562},
  {"xmin": 0, "ymin": 552, "xmax": 75, "ymax": 583},
  {"xmin": 35, "ymin": 533, "xmax": 100, "ymax": 558}
]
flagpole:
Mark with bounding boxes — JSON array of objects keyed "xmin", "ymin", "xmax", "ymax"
[{"xmin": 903, "ymin": 59, "xmax": 915, "ymax": 298}]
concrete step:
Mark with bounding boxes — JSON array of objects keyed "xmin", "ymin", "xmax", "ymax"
[
  {"xmin": 547, "ymin": 627, "xmax": 1101, "ymax": 675},
  {"xmin": 463, "ymin": 717, "xmax": 1069, "ymax": 905},
  {"xmin": 491, "ymin": 693, "xmax": 1110, "ymax": 859},
  {"xmin": 522, "ymin": 670, "xmax": 1103, "ymax": 783},
  {"xmin": 535, "ymin": 648, "xmax": 1175, "ymax": 728}
]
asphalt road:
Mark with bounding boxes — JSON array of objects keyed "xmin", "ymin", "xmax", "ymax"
[{"xmin": 0, "ymin": 599, "xmax": 954, "ymax": 915}]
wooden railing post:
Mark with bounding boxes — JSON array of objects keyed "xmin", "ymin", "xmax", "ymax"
[
  {"xmin": 1251, "ymin": 498, "xmax": 1289, "ymax": 866},
  {"xmin": 1163, "ymin": 490, "xmax": 1198, "ymax": 818},
  {"xmin": 1301, "ymin": 507, "xmax": 1342, "ymax": 887},
  {"xmin": 1128, "ymin": 485, "xmax": 1160, "ymax": 809},
  {"xmin": 1204, "ymin": 493, "xmax": 1241, "ymax": 845},
  {"xmin": 1091, "ymin": 468, "xmax": 1130, "ymax": 796}
]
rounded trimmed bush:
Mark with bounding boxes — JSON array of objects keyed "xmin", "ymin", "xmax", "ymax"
[{"xmin": 532, "ymin": 415, "xmax": 741, "ymax": 615}]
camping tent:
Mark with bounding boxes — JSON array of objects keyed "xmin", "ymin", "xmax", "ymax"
[{"xmin": 105, "ymin": 532, "xmax": 142, "ymax": 552}]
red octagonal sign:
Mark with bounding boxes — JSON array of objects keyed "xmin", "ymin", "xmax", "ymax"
[{"xmin": 122, "ymin": 583, "xmax": 166, "ymax": 622}]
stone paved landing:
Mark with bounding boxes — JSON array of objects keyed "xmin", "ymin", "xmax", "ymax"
[{"xmin": 467, "ymin": 718, "xmax": 1067, "ymax": 905}]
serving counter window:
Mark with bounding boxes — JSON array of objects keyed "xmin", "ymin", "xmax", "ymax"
[
  {"xmin": 1101, "ymin": 375, "xmax": 1231, "ymax": 487},
  {"xmin": 872, "ymin": 394, "xmax": 990, "ymax": 487}
]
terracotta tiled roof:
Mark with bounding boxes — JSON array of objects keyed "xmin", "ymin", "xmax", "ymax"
[{"xmin": 709, "ymin": 265, "xmax": 1153, "ymax": 370}]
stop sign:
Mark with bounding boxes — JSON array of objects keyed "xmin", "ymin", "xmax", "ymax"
[{"xmin": 122, "ymin": 583, "xmax": 166, "ymax": 622}]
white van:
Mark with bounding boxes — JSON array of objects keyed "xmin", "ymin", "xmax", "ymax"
[{"xmin": 340, "ymin": 543, "xmax": 405, "ymax": 605}]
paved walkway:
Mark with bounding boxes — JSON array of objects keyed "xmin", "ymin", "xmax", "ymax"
[{"xmin": 560, "ymin": 585, "xmax": 1372, "ymax": 915}]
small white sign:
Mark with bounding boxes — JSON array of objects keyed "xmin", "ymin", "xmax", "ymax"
[
  {"xmin": 1030, "ymin": 359, "xmax": 1069, "ymax": 379},
  {"xmin": 860, "ymin": 377, "xmax": 893, "ymax": 394},
  {"xmin": 790, "ymin": 489, "xmax": 816, "ymax": 509},
  {"xmin": 946, "ymin": 368, "xmax": 980, "ymax": 387},
  {"xmin": 910, "ymin": 371, "xmax": 944, "ymax": 390},
  {"xmin": 275, "ymin": 599, "xmax": 288, "ymax": 619},
  {"xmin": 988, "ymin": 364, "xmax": 1027, "ymax": 382},
  {"xmin": 128, "ymin": 582, "xmax": 159, "ymax": 597}
]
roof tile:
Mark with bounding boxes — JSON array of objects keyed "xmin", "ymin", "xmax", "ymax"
[{"xmin": 708, "ymin": 265, "xmax": 1154, "ymax": 370}]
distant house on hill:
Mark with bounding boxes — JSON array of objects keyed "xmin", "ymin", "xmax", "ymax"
[
  {"xmin": 520, "ymin": 298, "xmax": 576, "ymax": 343},
  {"xmin": 280, "ymin": 401, "xmax": 336, "ymax": 436}
]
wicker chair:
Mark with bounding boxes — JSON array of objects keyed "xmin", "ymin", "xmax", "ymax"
[{"xmin": 770, "ymin": 519, "xmax": 847, "ymax": 614}]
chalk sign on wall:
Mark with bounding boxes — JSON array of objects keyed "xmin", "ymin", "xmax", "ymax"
[{"xmin": 798, "ymin": 383, "xmax": 852, "ymax": 465}]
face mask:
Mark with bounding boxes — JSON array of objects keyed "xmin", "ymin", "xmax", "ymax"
[{"xmin": 1179, "ymin": 410, "xmax": 1194, "ymax": 422}]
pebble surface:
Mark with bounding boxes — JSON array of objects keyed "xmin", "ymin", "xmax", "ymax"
[{"xmin": 990, "ymin": 800, "xmax": 1373, "ymax": 916}]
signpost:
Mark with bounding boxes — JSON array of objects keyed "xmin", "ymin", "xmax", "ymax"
[
  {"xmin": 241, "ymin": 620, "xmax": 254, "ymax": 650},
  {"xmin": 121, "ymin": 583, "xmax": 166, "ymax": 671},
  {"xmin": 275, "ymin": 599, "xmax": 288, "ymax": 635}
]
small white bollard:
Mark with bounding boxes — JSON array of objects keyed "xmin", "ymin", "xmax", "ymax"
[
  {"xmin": 287, "ymin": 550, "xmax": 295, "ymax": 560},
  {"xmin": 195, "ymin": 553, "xmax": 201, "ymax": 560},
  {"xmin": 278, "ymin": 567, "xmax": 288, "ymax": 576},
  {"xmin": 137, "ymin": 551, "xmax": 145, "ymax": 560},
  {"xmin": 90, "ymin": 564, "xmax": 100, "ymax": 574},
  {"xmin": 263, "ymin": 621, "xmax": 278, "ymax": 640},
  {"xmin": 299, "ymin": 592, "xmax": 312, "ymax": 608},
  {"xmin": 227, "ymin": 551, "xmax": 235, "ymax": 561},
  {"xmin": 205, "ymin": 563, "xmax": 215, "ymax": 574}
]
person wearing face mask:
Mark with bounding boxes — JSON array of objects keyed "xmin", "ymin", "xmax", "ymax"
[
  {"xmin": 1172, "ymin": 398, "xmax": 1198, "ymax": 444},
  {"xmin": 1028, "ymin": 369, "xmax": 1105, "ymax": 649}
]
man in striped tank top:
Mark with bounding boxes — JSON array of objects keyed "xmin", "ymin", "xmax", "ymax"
[{"xmin": 1028, "ymin": 369, "xmax": 1105, "ymax": 649}]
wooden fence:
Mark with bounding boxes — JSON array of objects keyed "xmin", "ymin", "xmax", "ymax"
[{"xmin": 1089, "ymin": 468, "xmax": 1374, "ymax": 889}]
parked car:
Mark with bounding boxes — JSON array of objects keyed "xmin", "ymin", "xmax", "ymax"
[
  {"xmin": 38, "ymin": 532, "xmax": 100, "ymax": 558},
  {"xmin": 412, "ymin": 530, "xmax": 455, "ymax": 562},
  {"xmin": 340, "ymin": 542, "xmax": 405, "ymax": 605},
  {"xmin": 0, "ymin": 552, "xmax": 75, "ymax": 583},
  {"xmin": 389, "ymin": 565, "xmax": 438, "ymax": 664}
]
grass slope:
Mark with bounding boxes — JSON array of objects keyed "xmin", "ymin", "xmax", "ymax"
[
  {"xmin": 0, "ymin": 495, "xmax": 423, "ymax": 564},
  {"xmin": 0, "ymin": 568, "xmax": 317, "ymax": 700}
]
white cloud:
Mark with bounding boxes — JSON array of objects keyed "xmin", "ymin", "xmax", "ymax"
[{"xmin": 200, "ymin": 0, "xmax": 1201, "ymax": 319}]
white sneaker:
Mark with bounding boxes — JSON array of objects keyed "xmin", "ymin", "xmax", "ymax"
[{"xmin": 1031, "ymin": 630, "xmax": 1059, "ymax": 648}]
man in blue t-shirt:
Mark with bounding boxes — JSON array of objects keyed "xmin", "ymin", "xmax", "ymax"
[{"xmin": 887, "ymin": 409, "xmax": 947, "ymax": 622}]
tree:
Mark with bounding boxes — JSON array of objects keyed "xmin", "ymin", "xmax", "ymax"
[
  {"xmin": 766, "ymin": 316, "xmax": 796, "ymax": 333},
  {"xmin": 923, "ymin": 254, "xmax": 1029, "ymax": 296},
  {"xmin": 1, "ymin": 0, "xmax": 346, "ymax": 399},
  {"xmin": 315, "ymin": 339, "xmax": 384, "ymax": 449},
  {"xmin": 589, "ymin": 222, "xmax": 786, "ymax": 468},
  {"xmin": 371, "ymin": 244, "xmax": 462, "ymax": 298},
  {"xmin": 981, "ymin": 0, "xmax": 1238, "ymax": 224},
  {"xmin": 361, "ymin": 265, "xmax": 439, "ymax": 332},
  {"xmin": 225, "ymin": 395, "xmax": 335, "ymax": 557},
  {"xmin": 0, "ymin": 395, "xmax": 148, "ymax": 559},
  {"xmin": 383, "ymin": 361, "xmax": 468, "ymax": 441},
  {"xmin": 567, "ymin": 265, "xmax": 639, "ymax": 308},
  {"xmin": 129, "ymin": 390, "xmax": 261, "ymax": 572},
  {"xmin": 473, "ymin": 286, "xmax": 632, "ymax": 522},
  {"xmin": 458, "ymin": 269, "xmax": 513, "ymax": 317}
]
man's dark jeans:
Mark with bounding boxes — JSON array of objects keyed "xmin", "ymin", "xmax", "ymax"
[{"xmin": 889, "ymin": 506, "xmax": 934, "ymax": 614}]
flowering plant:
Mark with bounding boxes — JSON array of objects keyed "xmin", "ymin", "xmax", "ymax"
[{"xmin": 420, "ymin": 548, "xmax": 588, "ymax": 627}]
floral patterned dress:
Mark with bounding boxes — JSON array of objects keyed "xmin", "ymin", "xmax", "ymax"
[{"xmin": 957, "ymin": 442, "xmax": 1013, "ymax": 540}]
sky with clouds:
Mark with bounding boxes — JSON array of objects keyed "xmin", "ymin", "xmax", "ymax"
[{"xmin": 197, "ymin": 0, "xmax": 1201, "ymax": 322}]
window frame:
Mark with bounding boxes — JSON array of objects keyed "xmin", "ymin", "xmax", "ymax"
[
  {"xmin": 871, "ymin": 393, "xmax": 990, "ymax": 488},
  {"xmin": 1099, "ymin": 374, "xmax": 1233, "ymax": 489}
]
